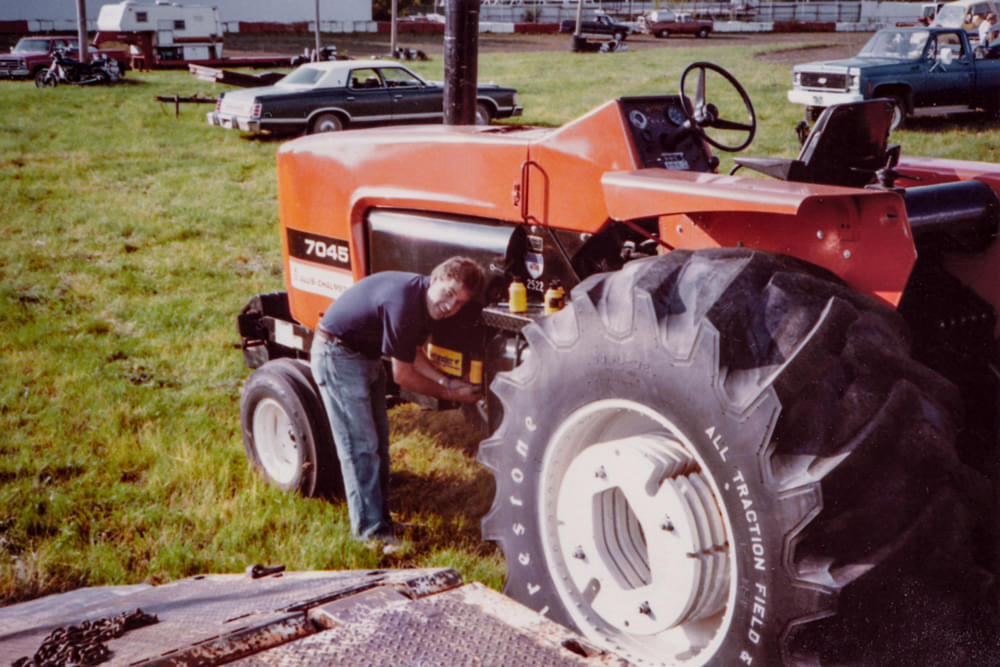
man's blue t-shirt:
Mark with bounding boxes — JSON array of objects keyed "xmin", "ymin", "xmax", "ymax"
[{"xmin": 318, "ymin": 271, "xmax": 431, "ymax": 363}]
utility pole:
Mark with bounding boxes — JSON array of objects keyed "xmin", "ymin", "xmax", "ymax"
[
  {"xmin": 76, "ymin": 0, "xmax": 88, "ymax": 62},
  {"xmin": 314, "ymin": 0, "xmax": 321, "ymax": 60},
  {"xmin": 443, "ymin": 0, "xmax": 479, "ymax": 125},
  {"xmin": 391, "ymin": 0, "xmax": 398, "ymax": 57}
]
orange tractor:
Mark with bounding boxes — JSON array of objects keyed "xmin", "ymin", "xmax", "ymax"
[{"xmin": 237, "ymin": 63, "xmax": 1000, "ymax": 664}]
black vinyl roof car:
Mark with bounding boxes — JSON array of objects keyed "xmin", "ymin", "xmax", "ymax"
[{"xmin": 207, "ymin": 59, "xmax": 522, "ymax": 135}]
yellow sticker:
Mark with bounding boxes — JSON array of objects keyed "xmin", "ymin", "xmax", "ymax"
[{"xmin": 427, "ymin": 344, "xmax": 463, "ymax": 377}]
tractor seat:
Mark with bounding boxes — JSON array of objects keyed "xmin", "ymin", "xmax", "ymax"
[{"xmin": 731, "ymin": 99, "xmax": 897, "ymax": 188}]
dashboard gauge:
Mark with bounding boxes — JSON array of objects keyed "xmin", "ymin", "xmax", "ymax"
[
  {"xmin": 667, "ymin": 104, "xmax": 687, "ymax": 126},
  {"xmin": 628, "ymin": 109, "xmax": 648, "ymax": 129}
]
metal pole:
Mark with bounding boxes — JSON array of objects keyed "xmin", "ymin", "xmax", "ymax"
[
  {"xmin": 391, "ymin": 0, "xmax": 398, "ymax": 56},
  {"xmin": 444, "ymin": 0, "xmax": 479, "ymax": 125},
  {"xmin": 76, "ymin": 0, "xmax": 88, "ymax": 62},
  {"xmin": 314, "ymin": 0, "xmax": 321, "ymax": 60},
  {"xmin": 571, "ymin": 0, "xmax": 584, "ymax": 51}
]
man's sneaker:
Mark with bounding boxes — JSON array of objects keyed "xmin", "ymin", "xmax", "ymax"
[
  {"xmin": 380, "ymin": 535, "xmax": 402, "ymax": 556},
  {"xmin": 366, "ymin": 534, "xmax": 402, "ymax": 556}
]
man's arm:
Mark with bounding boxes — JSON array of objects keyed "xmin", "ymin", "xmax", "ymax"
[{"xmin": 391, "ymin": 352, "xmax": 481, "ymax": 403}]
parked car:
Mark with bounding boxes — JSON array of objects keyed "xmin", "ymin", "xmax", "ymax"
[
  {"xmin": 788, "ymin": 26, "xmax": 1000, "ymax": 128},
  {"xmin": 559, "ymin": 13, "xmax": 632, "ymax": 41},
  {"xmin": 0, "ymin": 35, "xmax": 127, "ymax": 80},
  {"xmin": 207, "ymin": 59, "xmax": 522, "ymax": 135},
  {"xmin": 638, "ymin": 10, "xmax": 713, "ymax": 38},
  {"xmin": 932, "ymin": 0, "xmax": 999, "ymax": 33}
]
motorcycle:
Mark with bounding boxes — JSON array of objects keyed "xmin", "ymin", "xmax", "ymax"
[{"xmin": 34, "ymin": 48, "xmax": 121, "ymax": 88}]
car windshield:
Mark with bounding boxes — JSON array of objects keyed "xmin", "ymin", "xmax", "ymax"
[
  {"xmin": 280, "ymin": 65, "xmax": 327, "ymax": 86},
  {"xmin": 858, "ymin": 30, "xmax": 930, "ymax": 59},
  {"xmin": 14, "ymin": 38, "xmax": 75, "ymax": 53}
]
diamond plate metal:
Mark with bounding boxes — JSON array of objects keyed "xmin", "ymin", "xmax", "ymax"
[
  {"xmin": 2, "ymin": 569, "xmax": 624, "ymax": 666},
  {"xmin": 232, "ymin": 583, "xmax": 627, "ymax": 667},
  {"xmin": 1, "ymin": 569, "xmax": 460, "ymax": 666}
]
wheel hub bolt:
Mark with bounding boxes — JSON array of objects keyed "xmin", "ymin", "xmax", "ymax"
[
  {"xmin": 594, "ymin": 466, "xmax": 607, "ymax": 480},
  {"xmin": 573, "ymin": 546, "xmax": 586, "ymax": 560},
  {"xmin": 638, "ymin": 601, "xmax": 652, "ymax": 616},
  {"xmin": 662, "ymin": 518, "xmax": 674, "ymax": 532}
]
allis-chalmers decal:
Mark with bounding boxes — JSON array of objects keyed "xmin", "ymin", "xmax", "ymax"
[{"xmin": 286, "ymin": 229, "xmax": 353, "ymax": 299}]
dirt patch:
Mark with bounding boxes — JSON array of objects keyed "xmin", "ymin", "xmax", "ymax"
[{"xmin": 224, "ymin": 30, "xmax": 871, "ymax": 62}]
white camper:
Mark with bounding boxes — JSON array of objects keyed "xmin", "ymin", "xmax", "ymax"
[{"xmin": 95, "ymin": 1, "xmax": 223, "ymax": 65}]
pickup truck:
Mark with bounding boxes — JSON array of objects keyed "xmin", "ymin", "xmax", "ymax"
[
  {"xmin": 559, "ymin": 14, "xmax": 631, "ymax": 41},
  {"xmin": 0, "ymin": 35, "xmax": 127, "ymax": 80},
  {"xmin": 788, "ymin": 26, "xmax": 1000, "ymax": 128},
  {"xmin": 638, "ymin": 10, "xmax": 713, "ymax": 38}
]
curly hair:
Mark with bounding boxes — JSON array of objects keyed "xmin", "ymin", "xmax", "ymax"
[{"xmin": 431, "ymin": 256, "xmax": 485, "ymax": 296}]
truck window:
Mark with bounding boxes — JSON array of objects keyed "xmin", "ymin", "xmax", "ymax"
[
  {"xmin": 936, "ymin": 32, "xmax": 967, "ymax": 58},
  {"xmin": 136, "ymin": 11, "xmax": 147, "ymax": 22}
]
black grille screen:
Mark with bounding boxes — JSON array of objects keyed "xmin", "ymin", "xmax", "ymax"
[{"xmin": 801, "ymin": 72, "xmax": 848, "ymax": 89}]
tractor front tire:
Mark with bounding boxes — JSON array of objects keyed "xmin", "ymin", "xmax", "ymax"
[
  {"xmin": 240, "ymin": 358, "xmax": 341, "ymax": 498},
  {"xmin": 479, "ymin": 249, "xmax": 995, "ymax": 665}
]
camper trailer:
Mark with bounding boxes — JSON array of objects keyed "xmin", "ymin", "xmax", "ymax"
[{"xmin": 94, "ymin": 0, "xmax": 224, "ymax": 68}]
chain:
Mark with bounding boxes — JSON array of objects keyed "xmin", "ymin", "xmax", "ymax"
[{"xmin": 13, "ymin": 608, "xmax": 159, "ymax": 667}]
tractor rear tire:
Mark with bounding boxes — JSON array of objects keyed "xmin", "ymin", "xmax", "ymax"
[
  {"xmin": 240, "ymin": 358, "xmax": 341, "ymax": 498},
  {"xmin": 479, "ymin": 248, "xmax": 996, "ymax": 665}
]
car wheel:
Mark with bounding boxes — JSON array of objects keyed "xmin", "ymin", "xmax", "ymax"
[
  {"xmin": 311, "ymin": 112, "xmax": 344, "ymax": 134},
  {"xmin": 697, "ymin": 27, "xmax": 710, "ymax": 38},
  {"xmin": 480, "ymin": 248, "xmax": 994, "ymax": 665},
  {"xmin": 475, "ymin": 102, "xmax": 492, "ymax": 126},
  {"xmin": 886, "ymin": 94, "xmax": 906, "ymax": 130},
  {"xmin": 657, "ymin": 29, "xmax": 669, "ymax": 38},
  {"xmin": 614, "ymin": 30, "xmax": 627, "ymax": 41},
  {"xmin": 240, "ymin": 358, "xmax": 341, "ymax": 498}
]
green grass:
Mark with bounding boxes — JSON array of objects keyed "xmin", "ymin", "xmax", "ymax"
[{"xmin": 2, "ymin": 40, "xmax": 999, "ymax": 605}]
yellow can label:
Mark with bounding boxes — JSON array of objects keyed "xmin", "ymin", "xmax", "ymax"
[{"xmin": 427, "ymin": 344, "xmax": 463, "ymax": 377}]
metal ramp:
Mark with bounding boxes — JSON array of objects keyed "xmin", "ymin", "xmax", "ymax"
[{"xmin": 1, "ymin": 568, "xmax": 626, "ymax": 666}]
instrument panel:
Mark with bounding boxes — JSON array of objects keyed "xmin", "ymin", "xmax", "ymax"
[{"xmin": 620, "ymin": 96, "xmax": 713, "ymax": 173}]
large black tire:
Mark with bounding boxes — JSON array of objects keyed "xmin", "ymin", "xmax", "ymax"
[
  {"xmin": 240, "ymin": 358, "xmax": 341, "ymax": 498},
  {"xmin": 479, "ymin": 249, "xmax": 996, "ymax": 665},
  {"xmin": 475, "ymin": 102, "xmax": 492, "ymax": 126},
  {"xmin": 886, "ymin": 94, "xmax": 907, "ymax": 130}
]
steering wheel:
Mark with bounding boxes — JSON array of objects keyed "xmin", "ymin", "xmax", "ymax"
[{"xmin": 679, "ymin": 61, "xmax": 757, "ymax": 152}]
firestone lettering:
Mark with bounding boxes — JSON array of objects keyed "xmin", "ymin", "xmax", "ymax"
[{"xmin": 516, "ymin": 439, "xmax": 529, "ymax": 459}]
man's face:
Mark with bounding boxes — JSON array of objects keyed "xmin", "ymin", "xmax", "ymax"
[{"xmin": 426, "ymin": 276, "xmax": 474, "ymax": 320}]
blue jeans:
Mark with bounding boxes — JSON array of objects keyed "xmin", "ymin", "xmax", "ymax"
[{"xmin": 311, "ymin": 336, "xmax": 391, "ymax": 541}]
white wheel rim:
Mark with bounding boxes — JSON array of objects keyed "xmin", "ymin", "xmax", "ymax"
[
  {"xmin": 539, "ymin": 399, "xmax": 735, "ymax": 664},
  {"xmin": 251, "ymin": 397, "xmax": 300, "ymax": 485}
]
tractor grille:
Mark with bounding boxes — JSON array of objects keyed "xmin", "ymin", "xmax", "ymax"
[{"xmin": 799, "ymin": 71, "xmax": 848, "ymax": 90}]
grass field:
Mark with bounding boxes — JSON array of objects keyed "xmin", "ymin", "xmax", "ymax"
[{"xmin": 2, "ymin": 36, "xmax": 999, "ymax": 606}]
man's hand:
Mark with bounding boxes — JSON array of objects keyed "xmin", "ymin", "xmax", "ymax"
[
  {"xmin": 443, "ymin": 377, "xmax": 482, "ymax": 403},
  {"xmin": 392, "ymin": 356, "xmax": 482, "ymax": 403}
]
